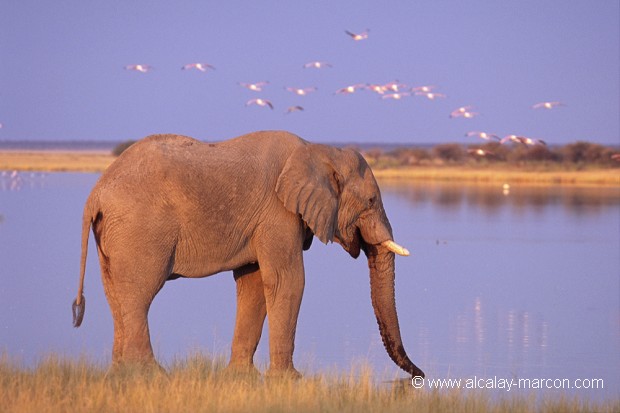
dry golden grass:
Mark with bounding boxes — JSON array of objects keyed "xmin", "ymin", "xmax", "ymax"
[
  {"xmin": 0, "ymin": 151, "xmax": 114, "ymax": 173},
  {"xmin": 1, "ymin": 354, "xmax": 617, "ymax": 413},
  {"xmin": 0, "ymin": 150, "xmax": 618, "ymax": 186},
  {"xmin": 373, "ymin": 166, "xmax": 620, "ymax": 187}
]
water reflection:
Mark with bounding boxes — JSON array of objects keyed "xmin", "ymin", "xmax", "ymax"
[
  {"xmin": 0, "ymin": 170, "xmax": 48, "ymax": 191},
  {"xmin": 449, "ymin": 297, "xmax": 551, "ymax": 375},
  {"xmin": 381, "ymin": 181, "xmax": 620, "ymax": 216},
  {"xmin": 0, "ymin": 174, "xmax": 618, "ymax": 401}
]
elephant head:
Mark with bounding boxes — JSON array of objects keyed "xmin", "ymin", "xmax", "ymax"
[{"xmin": 276, "ymin": 142, "xmax": 425, "ymax": 378}]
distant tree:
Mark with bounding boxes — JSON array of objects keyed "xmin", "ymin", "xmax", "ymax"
[
  {"xmin": 361, "ymin": 148, "xmax": 384, "ymax": 167},
  {"xmin": 387, "ymin": 147, "xmax": 431, "ymax": 166},
  {"xmin": 560, "ymin": 141, "xmax": 614, "ymax": 164},
  {"xmin": 520, "ymin": 145, "xmax": 559, "ymax": 162},
  {"xmin": 433, "ymin": 143, "xmax": 465, "ymax": 163},
  {"xmin": 481, "ymin": 142, "xmax": 509, "ymax": 161},
  {"xmin": 112, "ymin": 140, "xmax": 137, "ymax": 157}
]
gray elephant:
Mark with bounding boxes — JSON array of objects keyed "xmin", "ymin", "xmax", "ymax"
[{"xmin": 72, "ymin": 130, "xmax": 424, "ymax": 378}]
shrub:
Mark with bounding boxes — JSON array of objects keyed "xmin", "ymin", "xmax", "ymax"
[
  {"xmin": 387, "ymin": 147, "xmax": 431, "ymax": 166},
  {"xmin": 519, "ymin": 145, "xmax": 559, "ymax": 162},
  {"xmin": 560, "ymin": 141, "xmax": 612, "ymax": 164},
  {"xmin": 433, "ymin": 143, "xmax": 465, "ymax": 163}
]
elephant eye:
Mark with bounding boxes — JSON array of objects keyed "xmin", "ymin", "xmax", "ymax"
[{"xmin": 367, "ymin": 196, "xmax": 377, "ymax": 208}]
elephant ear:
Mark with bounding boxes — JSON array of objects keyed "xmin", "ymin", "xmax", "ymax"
[{"xmin": 276, "ymin": 144, "xmax": 342, "ymax": 244}]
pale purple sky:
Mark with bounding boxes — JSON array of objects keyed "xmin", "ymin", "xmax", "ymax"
[{"xmin": 1, "ymin": 1, "xmax": 619, "ymax": 145}]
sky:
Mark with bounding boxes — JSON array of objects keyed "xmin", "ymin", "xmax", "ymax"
[{"xmin": 1, "ymin": 0, "xmax": 619, "ymax": 146}]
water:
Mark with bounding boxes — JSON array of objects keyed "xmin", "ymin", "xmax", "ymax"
[{"xmin": 1, "ymin": 172, "xmax": 618, "ymax": 401}]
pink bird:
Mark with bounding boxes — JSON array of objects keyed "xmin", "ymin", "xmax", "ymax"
[
  {"xmin": 366, "ymin": 84, "xmax": 387, "ymax": 94},
  {"xmin": 500, "ymin": 135, "xmax": 546, "ymax": 146},
  {"xmin": 124, "ymin": 64, "xmax": 152, "ymax": 73},
  {"xmin": 238, "ymin": 81, "xmax": 269, "ymax": 92},
  {"xmin": 411, "ymin": 85, "xmax": 436, "ymax": 93},
  {"xmin": 532, "ymin": 101, "xmax": 565, "ymax": 109},
  {"xmin": 182, "ymin": 63, "xmax": 215, "ymax": 72},
  {"xmin": 285, "ymin": 87, "xmax": 317, "ymax": 96},
  {"xmin": 468, "ymin": 148, "xmax": 494, "ymax": 157},
  {"xmin": 245, "ymin": 98, "xmax": 273, "ymax": 109},
  {"xmin": 381, "ymin": 92, "xmax": 410, "ymax": 100},
  {"xmin": 285, "ymin": 106, "xmax": 304, "ymax": 114},
  {"xmin": 415, "ymin": 92, "xmax": 446, "ymax": 100},
  {"xmin": 345, "ymin": 29, "xmax": 369, "ymax": 41},
  {"xmin": 383, "ymin": 80, "xmax": 408, "ymax": 92},
  {"xmin": 466, "ymin": 131, "xmax": 500, "ymax": 141},
  {"xmin": 336, "ymin": 84, "xmax": 366, "ymax": 94},
  {"xmin": 303, "ymin": 61, "xmax": 332, "ymax": 69},
  {"xmin": 450, "ymin": 106, "xmax": 478, "ymax": 118}
]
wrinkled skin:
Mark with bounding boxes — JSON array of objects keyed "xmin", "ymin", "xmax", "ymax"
[{"xmin": 73, "ymin": 131, "xmax": 424, "ymax": 378}]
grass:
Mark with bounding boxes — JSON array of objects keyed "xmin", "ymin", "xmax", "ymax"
[
  {"xmin": 0, "ymin": 151, "xmax": 114, "ymax": 173},
  {"xmin": 373, "ymin": 165, "xmax": 620, "ymax": 186},
  {"xmin": 1, "ymin": 354, "xmax": 617, "ymax": 413},
  {"xmin": 0, "ymin": 150, "xmax": 618, "ymax": 186}
]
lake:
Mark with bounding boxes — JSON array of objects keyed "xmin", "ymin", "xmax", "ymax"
[{"xmin": 1, "ymin": 172, "xmax": 618, "ymax": 401}]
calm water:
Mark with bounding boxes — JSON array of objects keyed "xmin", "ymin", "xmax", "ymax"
[{"xmin": 1, "ymin": 173, "xmax": 618, "ymax": 401}]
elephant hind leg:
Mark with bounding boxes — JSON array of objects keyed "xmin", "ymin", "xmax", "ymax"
[
  {"xmin": 227, "ymin": 264, "xmax": 267, "ymax": 374},
  {"xmin": 100, "ymin": 251, "xmax": 169, "ymax": 368}
]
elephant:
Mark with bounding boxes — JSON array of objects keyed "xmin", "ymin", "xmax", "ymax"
[{"xmin": 72, "ymin": 130, "xmax": 424, "ymax": 378}]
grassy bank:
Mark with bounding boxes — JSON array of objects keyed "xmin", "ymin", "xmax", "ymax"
[
  {"xmin": 0, "ymin": 150, "xmax": 618, "ymax": 186},
  {"xmin": 373, "ymin": 166, "xmax": 620, "ymax": 186},
  {"xmin": 1, "ymin": 354, "xmax": 616, "ymax": 413},
  {"xmin": 0, "ymin": 151, "xmax": 114, "ymax": 173}
]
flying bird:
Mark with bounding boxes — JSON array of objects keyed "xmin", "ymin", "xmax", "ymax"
[
  {"xmin": 238, "ymin": 81, "xmax": 269, "ymax": 92},
  {"xmin": 467, "ymin": 148, "xmax": 494, "ymax": 157},
  {"xmin": 336, "ymin": 84, "xmax": 366, "ymax": 94},
  {"xmin": 383, "ymin": 80, "xmax": 408, "ymax": 92},
  {"xmin": 285, "ymin": 87, "xmax": 317, "ymax": 96},
  {"xmin": 303, "ymin": 61, "xmax": 332, "ymax": 69},
  {"xmin": 285, "ymin": 106, "xmax": 304, "ymax": 114},
  {"xmin": 532, "ymin": 101, "xmax": 565, "ymax": 109},
  {"xmin": 345, "ymin": 29, "xmax": 369, "ymax": 41},
  {"xmin": 245, "ymin": 98, "xmax": 273, "ymax": 109},
  {"xmin": 411, "ymin": 85, "xmax": 436, "ymax": 93},
  {"xmin": 500, "ymin": 135, "xmax": 545, "ymax": 146},
  {"xmin": 366, "ymin": 84, "xmax": 387, "ymax": 94},
  {"xmin": 381, "ymin": 92, "xmax": 410, "ymax": 100},
  {"xmin": 450, "ymin": 106, "xmax": 478, "ymax": 118},
  {"xmin": 415, "ymin": 92, "xmax": 446, "ymax": 100},
  {"xmin": 182, "ymin": 63, "xmax": 215, "ymax": 72},
  {"xmin": 500, "ymin": 135, "xmax": 522, "ymax": 145},
  {"xmin": 124, "ymin": 64, "xmax": 152, "ymax": 73},
  {"xmin": 466, "ymin": 131, "xmax": 500, "ymax": 141}
]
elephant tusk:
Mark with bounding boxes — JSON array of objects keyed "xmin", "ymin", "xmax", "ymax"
[{"xmin": 382, "ymin": 240, "xmax": 410, "ymax": 256}]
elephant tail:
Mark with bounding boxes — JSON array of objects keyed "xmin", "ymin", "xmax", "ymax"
[{"xmin": 73, "ymin": 198, "xmax": 96, "ymax": 327}]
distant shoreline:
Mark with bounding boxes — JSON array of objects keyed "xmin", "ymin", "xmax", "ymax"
[
  {"xmin": 0, "ymin": 150, "xmax": 114, "ymax": 173},
  {"xmin": 1, "ymin": 150, "xmax": 618, "ymax": 186}
]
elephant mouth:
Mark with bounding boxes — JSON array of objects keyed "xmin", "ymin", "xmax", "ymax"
[
  {"xmin": 337, "ymin": 228, "xmax": 409, "ymax": 259},
  {"xmin": 335, "ymin": 228, "xmax": 362, "ymax": 258}
]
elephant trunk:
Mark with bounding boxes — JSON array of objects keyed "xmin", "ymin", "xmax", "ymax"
[{"xmin": 366, "ymin": 243, "xmax": 425, "ymax": 378}]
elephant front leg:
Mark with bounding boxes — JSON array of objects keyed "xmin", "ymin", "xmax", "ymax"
[
  {"xmin": 227, "ymin": 264, "xmax": 267, "ymax": 374},
  {"xmin": 260, "ymin": 252, "xmax": 305, "ymax": 378}
]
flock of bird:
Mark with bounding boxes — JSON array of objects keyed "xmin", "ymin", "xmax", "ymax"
[
  {"xmin": 0, "ymin": 170, "xmax": 47, "ymax": 192},
  {"xmin": 122, "ymin": 29, "xmax": 567, "ymax": 154}
]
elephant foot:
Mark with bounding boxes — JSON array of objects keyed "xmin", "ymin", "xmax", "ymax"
[
  {"xmin": 222, "ymin": 362, "xmax": 262, "ymax": 378},
  {"xmin": 265, "ymin": 366, "xmax": 302, "ymax": 380},
  {"xmin": 105, "ymin": 360, "xmax": 168, "ymax": 381}
]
